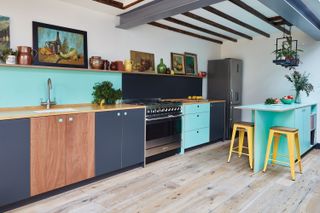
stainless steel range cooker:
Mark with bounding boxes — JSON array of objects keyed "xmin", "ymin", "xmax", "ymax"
[{"xmin": 125, "ymin": 99, "xmax": 182, "ymax": 161}]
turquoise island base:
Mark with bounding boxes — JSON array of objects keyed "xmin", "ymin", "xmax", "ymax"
[{"xmin": 236, "ymin": 103, "xmax": 317, "ymax": 173}]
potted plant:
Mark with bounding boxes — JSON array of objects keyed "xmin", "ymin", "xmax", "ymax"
[
  {"xmin": 0, "ymin": 48, "xmax": 17, "ymax": 64},
  {"xmin": 92, "ymin": 81, "xmax": 122, "ymax": 106},
  {"xmin": 285, "ymin": 70, "xmax": 313, "ymax": 103}
]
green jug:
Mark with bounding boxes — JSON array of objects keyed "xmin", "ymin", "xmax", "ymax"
[{"xmin": 157, "ymin": 58, "xmax": 167, "ymax": 74}]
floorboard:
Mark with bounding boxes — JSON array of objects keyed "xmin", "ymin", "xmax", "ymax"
[{"xmin": 8, "ymin": 141, "xmax": 320, "ymax": 213}]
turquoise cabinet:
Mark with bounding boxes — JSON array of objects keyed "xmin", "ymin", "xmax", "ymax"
[
  {"xmin": 294, "ymin": 106, "xmax": 311, "ymax": 154},
  {"xmin": 184, "ymin": 112, "xmax": 210, "ymax": 132},
  {"xmin": 184, "ymin": 128, "xmax": 210, "ymax": 149},
  {"xmin": 181, "ymin": 103, "xmax": 210, "ymax": 152}
]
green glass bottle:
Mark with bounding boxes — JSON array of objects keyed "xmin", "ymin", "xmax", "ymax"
[{"xmin": 157, "ymin": 58, "xmax": 167, "ymax": 74}]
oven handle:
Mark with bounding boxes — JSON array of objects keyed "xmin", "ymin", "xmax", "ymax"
[{"xmin": 146, "ymin": 114, "xmax": 183, "ymax": 122}]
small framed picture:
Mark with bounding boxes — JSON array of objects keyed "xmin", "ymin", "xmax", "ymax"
[
  {"xmin": 130, "ymin": 50, "xmax": 155, "ymax": 73},
  {"xmin": 184, "ymin": 52, "xmax": 198, "ymax": 75},
  {"xmin": 171, "ymin": 52, "xmax": 185, "ymax": 75},
  {"xmin": 33, "ymin": 21, "xmax": 88, "ymax": 68},
  {"xmin": 0, "ymin": 16, "xmax": 10, "ymax": 52}
]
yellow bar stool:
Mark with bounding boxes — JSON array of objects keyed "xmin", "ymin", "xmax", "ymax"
[
  {"xmin": 227, "ymin": 122, "xmax": 254, "ymax": 169},
  {"xmin": 263, "ymin": 126, "xmax": 302, "ymax": 181}
]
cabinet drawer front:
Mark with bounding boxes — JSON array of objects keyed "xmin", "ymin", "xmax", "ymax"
[
  {"xmin": 184, "ymin": 103, "xmax": 210, "ymax": 114},
  {"xmin": 184, "ymin": 128, "xmax": 209, "ymax": 149},
  {"xmin": 184, "ymin": 112, "xmax": 210, "ymax": 131}
]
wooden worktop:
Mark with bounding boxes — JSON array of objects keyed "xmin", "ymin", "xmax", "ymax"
[
  {"xmin": 164, "ymin": 99, "xmax": 226, "ymax": 105},
  {"xmin": 0, "ymin": 104, "xmax": 145, "ymax": 121}
]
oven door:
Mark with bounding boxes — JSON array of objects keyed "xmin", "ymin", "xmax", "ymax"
[{"xmin": 146, "ymin": 115, "xmax": 182, "ymax": 157}]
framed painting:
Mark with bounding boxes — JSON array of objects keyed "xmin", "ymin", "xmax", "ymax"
[
  {"xmin": 32, "ymin": 21, "xmax": 88, "ymax": 68},
  {"xmin": 171, "ymin": 52, "xmax": 185, "ymax": 75},
  {"xmin": 184, "ymin": 52, "xmax": 198, "ymax": 75},
  {"xmin": 130, "ymin": 50, "xmax": 155, "ymax": 73},
  {"xmin": 0, "ymin": 16, "xmax": 10, "ymax": 52}
]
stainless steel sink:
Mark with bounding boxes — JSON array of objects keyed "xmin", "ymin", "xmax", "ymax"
[{"xmin": 34, "ymin": 108, "xmax": 76, "ymax": 114}]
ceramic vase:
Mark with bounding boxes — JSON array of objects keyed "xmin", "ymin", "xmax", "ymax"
[
  {"xmin": 295, "ymin": 91, "xmax": 301, "ymax": 104},
  {"xmin": 157, "ymin": 58, "xmax": 167, "ymax": 74}
]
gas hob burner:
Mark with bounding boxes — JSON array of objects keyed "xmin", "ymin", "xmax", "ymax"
[{"xmin": 123, "ymin": 99, "xmax": 182, "ymax": 119}]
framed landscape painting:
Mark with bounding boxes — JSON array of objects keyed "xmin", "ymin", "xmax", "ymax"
[
  {"xmin": 32, "ymin": 21, "xmax": 88, "ymax": 68},
  {"xmin": 185, "ymin": 52, "xmax": 198, "ymax": 75},
  {"xmin": 0, "ymin": 16, "xmax": 10, "ymax": 52},
  {"xmin": 171, "ymin": 52, "xmax": 185, "ymax": 75}
]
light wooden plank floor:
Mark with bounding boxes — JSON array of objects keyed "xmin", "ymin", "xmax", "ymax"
[{"xmin": 9, "ymin": 142, "xmax": 320, "ymax": 213}]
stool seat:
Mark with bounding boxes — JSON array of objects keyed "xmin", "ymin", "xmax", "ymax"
[
  {"xmin": 270, "ymin": 126, "xmax": 298, "ymax": 132},
  {"xmin": 234, "ymin": 121, "xmax": 254, "ymax": 127},
  {"xmin": 263, "ymin": 126, "xmax": 302, "ymax": 181}
]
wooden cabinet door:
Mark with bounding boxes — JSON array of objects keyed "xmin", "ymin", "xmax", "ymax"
[
  {"xmin": 66, "ymin": 113, "xmax": 95, "ymax": 185},
  {"xmin": 0, "ymin": 119, "xmax": 30, "ymax": 206},
  {"xmin": 122, "ymin": 109, "xmax": 145, "ymax": 168},
  {"xmin": 95, "ymin": 111, "xmax": 122, "ymax": 176},
  {"xmin": 31, "ymin": 115, "xmax": 67, "ymax": 196}
]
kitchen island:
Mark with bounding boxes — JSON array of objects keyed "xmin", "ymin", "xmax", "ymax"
[{"xmin": 236, "ymin": 103, "xmax": 317, "ymax": 173}]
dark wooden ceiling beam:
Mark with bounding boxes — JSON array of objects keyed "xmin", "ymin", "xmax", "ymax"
[
  {"xmin": 267, "ymin": 16, "xmax": 292, "ymax": 26},
  {"xmin": 148, "ymin": 22, "xmax": 223, "ymax": 44},
  {"xmin": 164, "ymin": 17, "xmax": 237, "ymax": 42},
  {"xmin": 229, "ymin": 0, "xmax": 291, "ymax": 35},
  {"xmin": 117, "ymin": 0, "xmax": 226, "ymax": 29},
  {"xmin": 93, "ymin": 0, "xmax": 144, "ymax": 10},
  {"xmin": 123, "ymin": 0, "xmax": 144, "ymax": 9},
  {"xmin": 93, "ymin": 0, "xmax": 123, "ymax": 9},
  {"xmin": 182, "ymin": 12, "xmax": 252, "ymax": 40},
  {"xmin": 202, "ymin": 6, "xmax": 270, "ymax": 37}
]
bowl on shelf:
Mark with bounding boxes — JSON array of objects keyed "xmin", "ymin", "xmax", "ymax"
[{"xmin": 281, "ymin": 98, "xmax": 294, "ymax": 104}]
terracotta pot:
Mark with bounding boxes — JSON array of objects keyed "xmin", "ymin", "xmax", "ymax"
[
  {"xmin": 17, "ymin": 46, "xmax": 36, "ymax": 65},
  {"xmin": 89, "ymin": 56, "xmax": 104, "ymax": 69},
  {"xmin": 116, "ymin": 61, "xmax": 124, "ymax": 71},
  {"xmin": 110, "ymin": 62, "xmax": 118, "ymax": 70}
]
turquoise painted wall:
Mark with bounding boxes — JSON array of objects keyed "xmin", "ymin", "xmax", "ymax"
[{"xmin": 0, "ymin": 66, "xmax": 122, "ymax": 108}]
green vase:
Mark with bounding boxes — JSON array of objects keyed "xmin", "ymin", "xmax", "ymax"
[{"xmin": 157, "ymin": 58, "xmax": 167, "ymax": 74}]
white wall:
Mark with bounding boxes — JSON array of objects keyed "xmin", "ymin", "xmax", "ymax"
[
  {"xmin": 221, "ymin": 29, "xmax": 320, "ymax": 122},
  {"xmin": 1, "ymin": 0, "xmax": 221, "ymax": 97}
]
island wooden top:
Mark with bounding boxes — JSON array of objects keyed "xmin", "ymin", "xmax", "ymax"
[
  {"xmin": 164, "ymin": 99, "xmax": 226, "ymax": 105},
  {"xmin": 0, "ymin": 104, "xmax": 145, "ymax": 121}
]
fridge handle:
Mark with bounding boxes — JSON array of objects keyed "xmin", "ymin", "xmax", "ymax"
[{"xmin": 230, "ymin": 89, "xmax": 234, "ymax": 104}]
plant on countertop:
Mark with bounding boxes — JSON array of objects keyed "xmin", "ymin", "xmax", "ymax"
[
  {"xmin": 92, "ymin": 81, "xmax": 122, "ymax": 105},
  {"xmin": 285, "ymin": 70, "xmax": 314, "ymax": 103},
  {"xmin": 0, "ymin": 48, "xmax": 17, "ymax": 63}
]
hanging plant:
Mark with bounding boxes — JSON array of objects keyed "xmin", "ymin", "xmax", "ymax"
[
  {"xmin": 285, "ymin": 70, "xmax": 313, "ymax": 103},
  {"xmin": 272, "ymin": 26, "xmax": 303, "ymax": 70}
]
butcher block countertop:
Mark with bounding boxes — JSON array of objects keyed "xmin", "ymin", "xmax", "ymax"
[
  {"xmin": 0, "ymin": 104, "xmax": 145, "ymax": 121},
  {"xmin": 164, "ymin": 99, "xmax": 226, "ymax": 105}
]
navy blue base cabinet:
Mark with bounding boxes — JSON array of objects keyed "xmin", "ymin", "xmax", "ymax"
[
  {"xmin": 95, "ymin": 109, "xmax": 145, "ymax": 176},
  {"xmin": 0, "ymin": 119, "xmax": 30, "ymax": 207},
  {"xmin": 210, "ymin": 102, "xmax": 226, "ymax": 142}
]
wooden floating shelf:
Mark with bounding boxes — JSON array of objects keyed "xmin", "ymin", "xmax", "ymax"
[{"xmin": 0, "ymin": 64, "xmax": 203, "ymax": 79}]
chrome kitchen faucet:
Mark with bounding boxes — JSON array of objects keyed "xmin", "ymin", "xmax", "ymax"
[{"xmin": 41, "ymin": 78, "xmax": 56, "ymax": 109}]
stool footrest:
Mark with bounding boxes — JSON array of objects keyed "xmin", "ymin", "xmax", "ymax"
[
  {"xmin": 268, "ymin": 158, "xmax": 302, "ymax": 166},
  {"xmin": 231, "ymin": 150, "xmax": 249, "ymax": 156}
]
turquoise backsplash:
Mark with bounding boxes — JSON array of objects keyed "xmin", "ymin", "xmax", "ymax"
[{"xmin": 0, "ymin": 66, "xmax": 122, "ymax": 108}]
